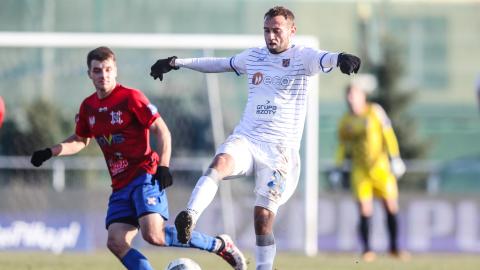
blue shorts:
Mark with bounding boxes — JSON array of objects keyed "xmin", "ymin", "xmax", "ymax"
[{"xmin": 105, "ymin": 173, "xmax": 169, "ymax": 229}]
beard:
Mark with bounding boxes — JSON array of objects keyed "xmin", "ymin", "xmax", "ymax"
[{"xmin": 267, "ymin": 43, "xmax": 289, "ymax": 54}]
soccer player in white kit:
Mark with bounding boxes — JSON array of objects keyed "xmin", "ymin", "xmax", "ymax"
[{"xmin": 150, "ymin": 6, "xmax": 361, "ymax": 270}]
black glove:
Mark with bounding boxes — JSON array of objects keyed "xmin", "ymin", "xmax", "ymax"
[
  {"xmin": 31, "ymin": 148, "xmax": 53, "ymax": 167},
  {"xmin": 152, "ymin": 166, "xmax": 173, "ymax": 190},
  {"xmin": 337, "ymin": 53, "xmax": 361, "ymax": 75},
  {"xmin": 150, "ymin": 56, "xmax": 179, "ymax": 81}
]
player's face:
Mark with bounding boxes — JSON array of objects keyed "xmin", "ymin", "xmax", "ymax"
[
  {"xmin": 346, "ymin": 86, "xmax": 367, "ymax": 115},
  {"xmin": 88, "ymin": 58, "xmax": 117, "ymax": 96},
  {"xmin": 264, "ymin": 15, "xmax": 296, "ymax": 54}
]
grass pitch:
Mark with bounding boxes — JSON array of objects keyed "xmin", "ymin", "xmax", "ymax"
[{"xmin": 0, "ymin": 249, "xmax": 479, "ymax": 270}]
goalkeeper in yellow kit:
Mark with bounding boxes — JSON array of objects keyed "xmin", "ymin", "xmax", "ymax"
[{"xmin": 331, "ymin": 80, "xmax": 409, "ymax": 261}]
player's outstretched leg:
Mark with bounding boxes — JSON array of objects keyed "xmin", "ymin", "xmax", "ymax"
[
  {"xmin": 174, "ymin": 210, "xmax": 195, "ymax": 244},
  {"xmin": 163, "ymin": 226, "xmax": 247, "ymax": 270},
  {"xmin": 164, "ymin": 225, "xmax": 213, "ymax": 250},
  {"xmin": 216, "ymin": 234, "xmax": 248, "ymax": 270},
  {"xmin": 176, "ymin": 168, "xmax": 223, "ymax": 243}
]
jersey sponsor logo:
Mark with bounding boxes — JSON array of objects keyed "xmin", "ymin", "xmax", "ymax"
[
  {"xmin": 252, "ymin": 72, "xmax": 264, "ymax": 85},
  {"xmin": 96, "ymin": 133, "xmax": 125, "ymax": 146},
  {"xmin": 147, "ymin": 104, "xmax": 158, "ymax": 115},
  {"xmin": 256, "ymin": 100, "xmax": 277, "ymax": 116},
  {"xmin": 89, "ymin": 116, "xmax": 95, "ymax": 127},
  {"xmin": 282, "ymin": 58, "xmax": 290, "ymax": 67},
  {"xmin": 251, "ymin": 72, "xmax": 292, "ymax": 87},
  {"xmin": 110, "ymin": 111, "xmax": 123, "ymax": 125},
  {"xmin": 108, "ymin": 152, "xmax": 128, "ymax": 176}
]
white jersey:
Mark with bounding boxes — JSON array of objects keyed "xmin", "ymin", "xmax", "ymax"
[{"xmin": 230, "ymin": 45, "xmax": 337, "ymax": 150}]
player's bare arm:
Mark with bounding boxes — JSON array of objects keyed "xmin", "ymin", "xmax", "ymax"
[
  {"xmin": 149, "ymin": 117, "xmax": 173, "ymax": 190},
  {"xmin": 149, "ymin": 117, "xmax": 171, "ymax": 167},
  {"xmin": 30, "ymin": 134, "xmax": 89, "ymax": 167},
  {"xmin": 52, "ymin": 134, "xmax": 90, "ymax": 156}
]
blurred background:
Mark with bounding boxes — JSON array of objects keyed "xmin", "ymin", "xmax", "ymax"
[{"xmin": 0, "ymin": 0, "xmax": 480, "ymax": 258}]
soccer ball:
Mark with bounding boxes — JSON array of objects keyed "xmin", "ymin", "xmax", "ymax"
[{"xmin": 165, "ymin": 257, "xmax": 202, "ymax": 270}]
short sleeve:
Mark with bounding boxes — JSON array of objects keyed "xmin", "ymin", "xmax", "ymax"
[
  {"xmin": 75, "ymin": 102, "xmax": 92, "ymax": 138},
  {"xmin": 129, "ymin": 90, "xmax": 160, "ymax": 128}
]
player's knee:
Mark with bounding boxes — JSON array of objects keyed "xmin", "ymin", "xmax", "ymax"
[
  {"xmin": 142, "ymin": 231, "xmax": 167, "ymax": 246},
  {"xmin": 214, "ymin": 153, "xmax": 230, "ymax": 165},
  {"xmin": 385, "ymin": 202, "xmax": 398, "ymax": 214},
  {"xmin": 107, "ymin": 237, "xmax": 129, "ymax": 256},
  {"xmin": 255, "ymin": 195, "xmax": 279, "ymax": 215},
  {"xmin": 210, "ymin": 154, "xmax": 234, "ymax": 176},
  {"xmin": 361, "ymin": 208, "xmax": 373, "ymax": 217},
  {"xmin": 358, "ymin": 201, "xmax": 373, "ymax": 216},
  {"xmin": 203, "ymin": 168, "xmax": 222, "ymax": 183}
]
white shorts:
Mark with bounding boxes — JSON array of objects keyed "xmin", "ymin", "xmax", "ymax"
[{"xmin": 216, "ymin": 134, "xmax": 300, "ymax": 214}]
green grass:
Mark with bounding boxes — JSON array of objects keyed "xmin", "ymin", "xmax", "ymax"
[{"xmin": 0, "ymin": 249, "xmax": 479, "ymax": 270}]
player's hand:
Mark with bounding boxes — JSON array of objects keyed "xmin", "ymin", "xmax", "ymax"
[
  {"xmin": 150, "ymin": 56, "xmax": 179, "ymax": 81},
  {"xmin": 390, "ymin": 157, "xmax": 406, "ymax": 179},
  {"xmin": 152, "ymin": 166, "xmax": 173, "ymax": 190},
  {"xmin": 337, "ymin": 53, "xmax": 361, "ymax": 75},
  {"xmin": 30, "ymin": 148, "xmax": 53, "ymax": 167}
]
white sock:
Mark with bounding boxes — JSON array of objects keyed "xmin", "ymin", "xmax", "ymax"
[
  {"xmin": 255, "ymin": 244, "xmax": 276, "ymax": 270},
  {"xmin": 186, "ymin": 175, "xmax": 219, "ymax": 223}
]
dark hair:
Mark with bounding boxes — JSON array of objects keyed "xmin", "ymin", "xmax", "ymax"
[
  {"xmin": 87, "ymin": 46, "xmax": 116, "ymax": 69},
  {"xmin": 264, "ymin": 6, "xmax": 295, "ymax": 22}
]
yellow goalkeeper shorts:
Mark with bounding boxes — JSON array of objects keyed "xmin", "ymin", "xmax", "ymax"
[{"xmin": 351, "ymin": 162, "xmax": 398, "ymax": 201}]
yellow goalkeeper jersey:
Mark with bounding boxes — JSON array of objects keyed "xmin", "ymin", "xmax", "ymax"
[{"xmin": 335, "ymin": 103, "xmax": 400, "ymax": 169}]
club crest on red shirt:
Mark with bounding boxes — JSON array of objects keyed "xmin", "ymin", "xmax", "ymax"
[{"xmin": 110, "ymin": 111, "xmax": 123, "ymax": 125}]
